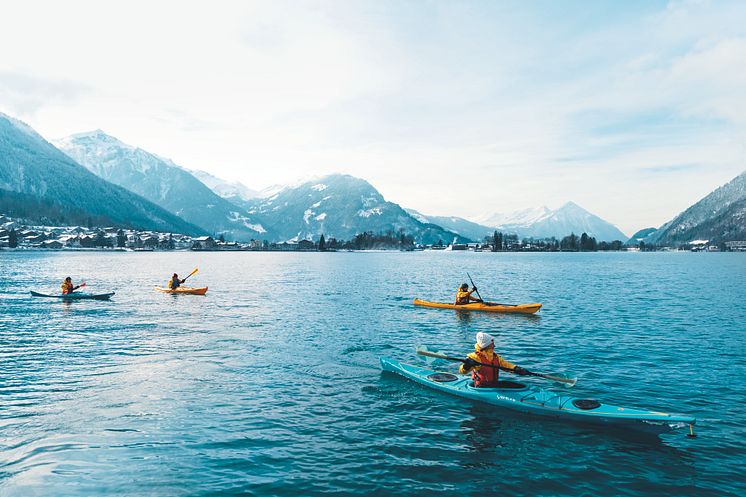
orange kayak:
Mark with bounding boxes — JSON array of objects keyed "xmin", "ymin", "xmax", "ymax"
[
  {"xmin": 413, "ymin": 298, "xmax": 541, "ymax": 314},
  {"xmin": 155, "ymin": 286, "xmax": 208, "ymax": 295}
]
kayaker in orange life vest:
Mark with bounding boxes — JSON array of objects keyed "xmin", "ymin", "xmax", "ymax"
[
  {"xmin": 60, "ymin": 277, "xmax": 81, "ymax": 294},
  {"xmin": 460, "ymin": 332, "xmax": 529, "ymax": 387},
  {"xmin": 456, "ymin": 283, "xmax": 481, "ymax": 305},
  {"xmin": 168, "ymin": 273, "xmax": 185, "ymax": 289}
]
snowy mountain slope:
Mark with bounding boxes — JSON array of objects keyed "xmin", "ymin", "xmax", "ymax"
[
  {"xmin": 646, "ymin": 170, "xmax": 746, "ymax": 245},
  {"xmin": 0, "ymin": 113, "xmax": 202, "ymax": 234},
  {"xmin": 57, "ymin": 131, "xmax": 268, "ymax": 241},
  {"xmin": 192, "ymin": 169, "xmax": 259, "ymax": 207},
  {"xmin": 244, "ymin": 174, "xmax": 466, "ymax": 244}
]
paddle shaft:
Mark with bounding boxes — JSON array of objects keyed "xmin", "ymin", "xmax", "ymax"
[
  {"xmin": 466, "ymin": 272, "xmax": 485, "ymax": 302},
  {"xmin": 183, "ymin": 268, "xmax": 198, "ymax": 282},
  {"xmin": 417, "ymin": 350, "xmax": 513, "ymax": 373},
  {"xmin": 465, "ymin": 273, "xmax": 518, "ymax": 307},
  {"xmin": 416, "ymin": 349, "xmax": 575, "ymax": 385}
]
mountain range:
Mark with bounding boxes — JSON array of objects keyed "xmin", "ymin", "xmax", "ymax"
[
  {"xmin": 56, "ymin": 131, "xmax": 268, "ymax": 240},
  {"xmin": 409, "ymin": 203, "xmax": 628, "ymax": 242},
  {"xmin": 3, "ymin": 109, "xmax": 742, "ymax": 246},
  {"xmin": 0, "ymin": 113, "xmax": 201, "ymax": 234}
]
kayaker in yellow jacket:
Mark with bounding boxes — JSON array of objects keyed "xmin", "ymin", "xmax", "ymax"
[
  {"xmin": 168, "ymin": 273, "xmax": 185, "ymax": 289},
  {"xmin": 456, "ymin": 283, "xmax": 481, "ymax": 305},
  {"xmin": 460, "ymin": 332, "xmax": 528, "ymax": 387},
  {"xmin": 60, "ymin": 277, "xmax": 81, "ymax": 295}
]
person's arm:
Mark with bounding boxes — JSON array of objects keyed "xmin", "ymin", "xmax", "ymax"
[
  {"xmin": 469, "ymin": 288, "xmax": 482, "ymax": 302},
  {"xmin": 499, "ymin": 355, "xmax": 529, "ymax": 375},
  {"xmin": 73, "ymin": 285, "xmax": 81, "ymax": 291},
  {"xmin": 459, "ymin": 355, "xmax": 480, "ymax": 374}
]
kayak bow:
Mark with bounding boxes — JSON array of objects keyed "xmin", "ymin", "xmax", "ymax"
[
  {"xmin": 380, "ymin": 357, "xmax": 695, "ymax": 436},
  {"xmin": 414, "ymin": 298, "xmax": 541, "ymax": 314}
]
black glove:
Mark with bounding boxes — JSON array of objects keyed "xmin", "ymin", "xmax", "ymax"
[
  {"xmin": 472, "ymin": 286, "xmax": 478, "ymax": 292},
  {"xmin": 513, "ymin": 366, "xmax": 529, "ymax": 376},
  {"xmin": 462, "ymin": 358, "xmax": 479, "ymax": 369}
]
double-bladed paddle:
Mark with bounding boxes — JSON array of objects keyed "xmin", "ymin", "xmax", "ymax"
[{"xmin": 416, "ymin": 345, "xmax": 577, "ymax": 387}]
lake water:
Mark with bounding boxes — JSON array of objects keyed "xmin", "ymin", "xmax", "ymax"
[{"xmin": 1, "ymin": 251, "xmax": 744, "ymax": 496}]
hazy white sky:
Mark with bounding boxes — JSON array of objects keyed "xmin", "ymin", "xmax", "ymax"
[{"xmin": 2, "ymin": 0, "xmax": 745, "ymax": 235}]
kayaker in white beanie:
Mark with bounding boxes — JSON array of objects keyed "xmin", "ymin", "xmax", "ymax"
[{"xmin": 460, "ymin": 332, "xmax": 528, "ymax": 387}]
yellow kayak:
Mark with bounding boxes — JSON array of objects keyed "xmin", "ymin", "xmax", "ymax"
[
  {"xmin": 155, "ymin": 286, "xmax": 208, "ymax": 295},
  {"xmin": 413, "ymin": 298, "xmax": 541, "ymax": 314}
]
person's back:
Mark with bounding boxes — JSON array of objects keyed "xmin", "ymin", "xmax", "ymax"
[
  {"xmin": 168, "ymin": 273, "xmax": 183, "ymax": 289},
  {"xmin": 460, "ymin": 332, "xmax": 527, "ymax": 387},
  {"xmin": 455, "ymin": 283, "xmax": 477, "ymax": 305},
  {"xmin": 61, "ymin": 277, "xmax": 76, "ymax": 294}
]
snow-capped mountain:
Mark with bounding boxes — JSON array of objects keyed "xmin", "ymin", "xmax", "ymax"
[
  {"xmin": 0, "ymin": 113, "xmax": 201, "ymax": 234},
  {"xmin": 405, "ymin": 209, "xmax": 494, "ymax": 242},
  {"xmin": 57, "ymin": 131, "xmax": 268, "ymax": 241},
  {"xmin": 244, "ymin": 174, "xmax": 465, "ymax": 244},
  {"xmin": 644, "ymin": 169, "xmax": 746, "ymax": 245},
  {"xmin": 192, "ymin": 169, "xmax": 259, "ymax": 207},
  {"xmin": 476, "ymin": 206, "xmax": 552, "ymax": 228},
  {"xmin": 479, "ymin": 202, "xmax": 627, "ymax": 241}
]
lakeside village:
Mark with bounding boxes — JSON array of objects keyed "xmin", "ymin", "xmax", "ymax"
[{"xmin": 1, "ymin": 214, "xmax": 745, "ymax": 253}]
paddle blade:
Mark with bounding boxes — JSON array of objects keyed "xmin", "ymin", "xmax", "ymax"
[
  {"xmin": 185, "ymin": 268, "xmax": 198, "ymax": 280},
  {"xmin": 543, "ymin": 372, "xmax": 577, "ymax": 388},
  {"xmin": 416, "ymin": 345, "xmax": 445, "ymax": 365}
]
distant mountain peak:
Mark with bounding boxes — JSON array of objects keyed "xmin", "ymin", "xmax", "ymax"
[{"xmin": 476, "ymin": 201, "xmax": 626, "ymax": 241}]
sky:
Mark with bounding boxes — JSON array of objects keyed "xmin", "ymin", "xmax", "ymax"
[{"xmin": 1, "ymin": 0, "xmax": 746, "ymax": 235}]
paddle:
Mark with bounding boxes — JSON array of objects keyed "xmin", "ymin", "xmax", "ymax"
[
  {"xmin": 466, "ymin": 272, "xmax": 517, "ymax": 307},
  {"xmin": 466, "ymin": 272, "xmax": 484, "ymax": 302},
  {"xmin": 182, "ymin": 267, "xmax": 198, "ymax": 282},
  {"xmin": 416, "ymin": 345, "xmax": 577, "ymax": 387}
]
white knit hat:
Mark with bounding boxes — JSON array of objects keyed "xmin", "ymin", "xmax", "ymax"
[{"xmin": 476, "ymin": 332, "xmax": 495, "ymax": 349}]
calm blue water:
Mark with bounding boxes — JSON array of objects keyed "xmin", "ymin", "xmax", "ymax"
[{"xmin": 1, "ymin": 251, "xmax": 744, "ymax": 496}]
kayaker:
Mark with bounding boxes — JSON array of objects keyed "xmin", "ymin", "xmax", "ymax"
[
  {"xmin": 168, "ymin": 273, "xmax": 185, "ymax": 290},
  {"xmin": 60, "ymin": 277, "xmax": 81, "ymax": 295},
  {"xmin": 455, "ymin": 283, "xmax": 481, "ymax": 305},
  {"xmin": 460, "ymin": 332, "xmax": 528, "ymax": 387}
]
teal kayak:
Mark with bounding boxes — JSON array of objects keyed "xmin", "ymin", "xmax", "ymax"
[
  {"xmin": 380, "ymin": 357, "xmax": 696, "ymax": 436},
  {"xmin": 30, "ymin": 290, "xmax": 115, "ymax": 300}
]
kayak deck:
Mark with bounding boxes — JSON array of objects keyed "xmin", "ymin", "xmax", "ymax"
[
  {"xmin": 30, "ymin": 290, "xmax": 115, "ymax": 300},
  {"xmin": 381, "ymin": 357, "xmax": 695, "ymax": 435},
  {"xmin": 414, "ymin": 298, "xmax": 542, "ymax": 314},
  {"xmin": 155, "ymin": 286, "xmax": 208, "ymax": 295}
]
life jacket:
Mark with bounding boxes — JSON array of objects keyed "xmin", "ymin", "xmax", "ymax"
[
  {"xmin": 470, "ymin": 350, "xmax": 502, "ymax": 387},
  {"xmin": 168, "ymin": 278, "xmax": 181, "ymax": 289},
  {"xmin": 456, "ymin": 287, "xmax": 471, "ymax": 304},
  {"xmin": 61, "ymin": 281, "xmax": 74, "ymax": 294}
]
